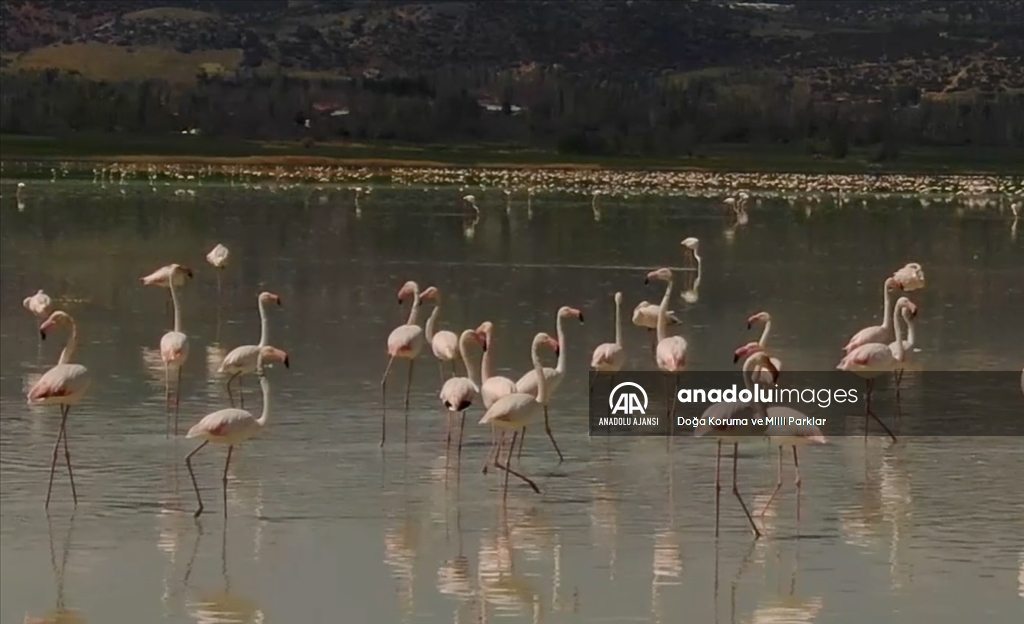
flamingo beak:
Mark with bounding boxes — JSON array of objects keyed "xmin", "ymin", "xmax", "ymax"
[
  {"xmin": 577, "ymin": 312, "xmax": 585, "ymax": 323},
  {"xmin": 283, "ymin": 356, "xmax": 290, "ymax": 368},
  {"xmin": 643, "ymin": 277, "xmax": 650, "ymax": 285},
  {"xmin": 184, "ymin": 267, "xmax": 194, "ymax": 279},
  {"xmin": 746, "ymin": 321, "xmax": 752, "ymax": 330},
  {"xmin": 39, "ymin": 329, "xmax": 47, "ymax": 341},
  {"xmin": 733, "ymin": 352, "xmax": 740, "ymax": 364},
  {"xmin": 277, "ymin": 296, "xmax": 284, "ymax": 307}
]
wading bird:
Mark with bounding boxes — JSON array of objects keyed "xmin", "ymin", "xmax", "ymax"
[
  {"xmin": 425, "ymin": 288, "xmax": 461, "ymax": 383},
  {"xmin": 645, "ymin": 268, "xmax": 688, "ymax": 419},
  {"xmin": 23, "ymin": 289, "xmax": 53, "ymax": 320},
  {"xmin": 842, "ymin": 277, "xmax": 901, "ymax": 353},
  {"xmin": 476, "ymin": 321, "xmax": 518, "ymax": 474},
  {"xmin": 219, "ymin": 292, "xmax": 286, "ymax": 408},
  {"xmin": 28, "ymin": 311, "xmax": 92, "ymax": 508},
  {"xmin": 206, "ymin": 244, "xmax": 230, "ymax": 295},
  {"xmin": 141, "ymin": 263, "xmax": 195, "ymax": 321},
  {"xmin": 159, "ymin": 264, "xmax": 191, "ymax": 434},
  {"xmin": 438, "ymin": 329, "xmax": 486, "ymax": 465},
  {"xmin": 590, "ymin": 292, "xmax": 626, "ymax": 397},
  {"xmin": 380, "ymin": 282, "xmax": 437, "ymax": 446}
]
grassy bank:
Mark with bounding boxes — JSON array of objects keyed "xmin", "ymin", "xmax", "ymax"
[{"xmin": 2, "ymin": 133, "xmax": 1022, "ymax": 174}]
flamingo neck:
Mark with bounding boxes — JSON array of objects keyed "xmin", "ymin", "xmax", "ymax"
[
  {"xmin": 656, "ymin": 277, "xmax": 674, "ymax": 343},
  {"xmin": 459, "ymin": 331, "xmax": 481, "ymax": 387},
  {"xmin": 256, "ymin": 297, "xmax": 270, "ymax": 347},
  {"xmin": 255, "ymin": 374, "xmax": 271, "ymax": 427},
  {"xmin": 758, "ymin": 318, "xmax": 772, "ymax": 347},
  {"xmin": 693, "ymin": 251, "xmax": 702, "ymax": 275},
  {"xmin": 58, "ymin": 319, "xmax": 79, "ymax": 365},
  {"xmin": 532, "ymin": 339, "xmax": 549, "ymax": 404},
  {"xmin": 613, "ymin": 298, "xmax": 622, "ymax": 348},
  {"xmin": 902, "ymin": 310, "xmax": 916, "ymax": 349},
  {"xmin": 880, "ymin": 282, "xmax": 894, "ymax": 330},
  {"xmin": 480, "ymin": 331, "xmax": 496, "ymax": 382},
  {"xmin": 406, "ymin": 288, "xmax": 422, "ymax": 326},
  {"xmin": 425, "ymin": 299, "xmax": 441, "ymax": 342},
  {"xmin": 169, "ymin": 276, "xmax": 183, "ymax": 333},
  {"xmin": 554, "ymin": 313, "xmax": 568, "ymax": 374},
  {"xmin": 892, "ymin": 304, "xmax": 906, "ymax": 360}
]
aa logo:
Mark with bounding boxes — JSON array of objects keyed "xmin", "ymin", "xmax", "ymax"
[{"xmin": 609, "ymin": 382, "xmax": 648, "ymax": 415}]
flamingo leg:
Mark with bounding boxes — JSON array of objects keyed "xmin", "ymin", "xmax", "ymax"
[
  {"xmin": 45, "ymin": 405, "xmax": 69, "ymax": 508},
  {"xmin": 61, "ymin": 407, "xmax": 77, "ymax": 506},
  {"xmin": 482, "ymin": 428, "xmax": 500, "ymax": 474},
  {"xmin": 379, "ymin": 356, "xmax": 396, "ymax": 447},
  {"xmin": 793, "ymin": 445, "xmax": 802, "ymax": 522},
  {"xmin": 731, "ymin": 442, "xmax": 760, "ymax": 539},
  {"xmin": 517, "ymin": 427, "xmax": 527, "ymax": 463},
  {"xmin": 543, "ymin": 406, "xmax": 564, "ymax": 463},
  {"xmin": 403, "ymin": 359, "xmax": 415, "ymax": 443},
  {"xmin": 495, "ymin": 430, "xmax": 540, "ymax": 495},
  {"xmin": 893, "ymin": 368, "xmax": 903, "ymax": 420},
  {"xmin": 502, "ymin": 432, "xmax": 512, "ymax": 499},
  {"xmin": 186, "ymin": 440, "xmax": 209, "ymax": 518},
  {"xmin": 438, "ymin": 361, "xmax": 446, "ymax": 387},
  {"xmin": 222, "ymin": 445, "xmax": 233, "ymax": 518},
  {"xmin": 457, "ymin": 411, "xmax": 466, "ymax": 465},
  {"xmin": 225, "ymin": 372, "xmax": 240, "ymax": 408},
  {"xmin": 444, "ymin": 411, "xmax": 453, "ymax": 455},
  {"xmin": 237, "ymin": 375, "xmax": 245, "ymax": 410},
  {"xmin": 164, "ymin": 363, "xmax": 171, "ymax": 437},
  {"xmin": 864, "ymin": 379, "xmax": 898, "ymax": 442},
  {"xmin": 758, "ymin": 445, "xmax": 784, "ymax": 518},
  {"xmin": 714, "ymin": 440, "xmax": 722, "ymax": 538},
  {"xmin": 174, "ymin": 367, "xmax": 183, "ymax": 435}
]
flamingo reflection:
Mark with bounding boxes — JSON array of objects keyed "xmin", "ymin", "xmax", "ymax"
[{"xmin": 23, "ymin": 514, "xmax": 83, "ymax": 624}]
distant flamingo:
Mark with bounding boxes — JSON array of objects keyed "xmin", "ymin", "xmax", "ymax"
[
  {"xmin": 206, "ymin": 244, "xmax": 230, "ymax": 295},
  {"xmin": 842, "ymin": 277, "xmax": 901, "ymax": 353},
  {"xmin": 590, "ymin": 292, "xmax": 626, "ymax": 387},
  {"xmin": 159, "ymin": 264, "xmax": 191, "ymax": 434},
  {"xmin": 141, "ymin": 263, "xmax": 195, "ymax": 320},
  {"xmin": 645, "ymin": 268, "xmax": 688, "ymax": 417},
  {"xmin": 425, "ymin": 288, "xmax": 461, "ymax": 383},
  {"xmin": 479, "ymin": 332, "xmax": 560, "ymax": 500},
  {"xmin": 837, "ymin": 296, "xmax": 916, "ymax": 442},
  {"xmin": 679, "ymin": 237, "xmax": 703, "ymax": 303},
  {"xmin": 219, "ymin": 291, "xmax": 286, "ymax": 408},
  {"xmin": 476, "ymin": 321, "xmax": 518, "ymax": 474},
  {"xmin": 514, "ymin": 305, "xmax": 584, "ymax": 463},
  {"xmin": 744, "ymin": 311, "xmax": 783, "ymax": 379},
  {"xmin": 893, "ymin": 262, "xmax": 925, "ymax": 291},
  {"xmin": 888, "ymin": 300, "xmax": 917, "ymax": 401},
  {"xmin": 23, "ymin": 289, "xmax": 53, "ymax": 320},
  {"xmin": 438, "ymin": 329, "xmax": 486, "ymax": 464},
  {"xmin": 28, "ymin": 311, "xmax": 92, "ymax": 508},
  {"xmin": 185, "ymin": 351, "xmax": 273, "ymax": 518},
  {"xmin": 680, "ymin": 237, "xmax": 702, "ymax": 272},
  {"xmin": 694, "ymin": 350, "xmax": 777, "ymax": 539},
  {"xmin": 380, "ymin": 282, "xmax": 437, "ymax": 446}
]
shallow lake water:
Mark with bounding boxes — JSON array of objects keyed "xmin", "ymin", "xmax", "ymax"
[{"xmin": 1, "ymin": 180, "xmax": 1022, "ymax": 624}]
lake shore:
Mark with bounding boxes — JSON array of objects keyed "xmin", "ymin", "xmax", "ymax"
[{"xmin": 3, "ymin": 133, "xmax": 1023, "ymax": 175}]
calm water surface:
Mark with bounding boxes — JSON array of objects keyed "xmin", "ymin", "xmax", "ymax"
[{"xmin": 1, "ymin": 181, "xmax": 1022, "ymax": 624}]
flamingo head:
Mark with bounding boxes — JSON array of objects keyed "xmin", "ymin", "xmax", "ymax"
[
  {"xmin": 733, "ymin": 341, "xmax": 763, "ymax": 364},
  {"xmin": 462, "ymin": 328, "xmax": 487, "ymax": 352},
  {"xmin": 558, "ymin": 306, "xmax": 584, "ymax": 324},
  {"xmin": 680, "ymin": 237, "xmax": 699, "ymax": 251},
  {"xmin": 748, "ymin": 351, "xmax": 779, "ymax": 380},
  {"xmin": 644, "ymin": 267, "xmax": 672, "ymax": 285},
  {"xmin": 884, "ymin": 276, "xmax": 901, "ymax": 292},
  {"xmin": 746, "ymin": 311, "xmax": 770, "ymax": 329},
  {"xmin": 419, "ymin": 286, "xmax": 439, "ymax": 301},
  {"xmin": 613, "ymin": 291, "xmax": 623, "ymax": 305},
  {"xmin": 259, "ymin": 291, "xmax": 283, "ymax": 307},
  {"xmin": 475, "ymin": 321, "xmax": 494, "ymax": 347},
  {"xmin": 895, "ymin": 297, "xmax": 918, "ymax": 319},
  {"xmin": 170, "ymin": 264, "xmax": 194, "ymax": 280},
  {"xmin": 534, "ymin": 332, "xmax": 559, "ymax": 358},
  {"xmin": 39, "ymin": 310, "xmax": 71, "ymax": 340},
  {"xmin": 260, "ymin": 345, "xmax": 290, "ymax": 368},
  {"xmin": 397, "ymin": 281, "xmax": 419, "ymax": 304}
]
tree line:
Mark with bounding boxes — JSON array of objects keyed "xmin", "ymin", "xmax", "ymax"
[{"xmin": 2, "ymin": 67, "xmax": 1022, "ymax": 159}]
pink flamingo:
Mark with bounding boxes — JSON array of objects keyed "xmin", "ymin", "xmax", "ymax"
[
  {"xmin": 23, "ymin": 289, "xmax": 53, "ymax": 320},
  {"xmin": 893, "ymin": 262, "xmax": 925, "ymax": 291},
  {"xmin": 645, "ymin": 268, "xmax": 688, "ymax": 418},
  {"xmin": 158, "ymin": 264, "xmax": 190, "ymax": 435},
  {"xmin": 837, "ymin": 296, "xmax": 916, "ymax": 442},
  {"xmin": 475, "ymin": 321, "xmax": 517, "ymax": 474},
  {"xmin": 591, "ymin": 292, "xmax": 626, "ymax": 374},
  {"xmin": 743, "ymin": 311, "xmax": 783, "ymax": 380},
  {"xmin": 425, "ymin": 288, "xmax": 460, "ymax": 383},
  {"xmin": 380, "ymin": 282, "xmax": 437, "ymax": 446},
  {"xmin": 694, "ymin": 350, "xmax": 777, "ymax": 539},
  {"xmin": 631, "ymin": 302, "xmax": 681, "ymax": 352},
  {"xmin": 889, "ymin": 302, "xmax": 917, "ymax": 402},
  {"xmin": 185, "ymin": 351, "xmax": 273, "ymax": 518},
  {"xmin": 141, "ymin": 263, "xmax": 195, "ymax": 320},
  {"xmin": 218, "ymin": 291, "xmax": 287, "ymax": 408},
  {"xmin": 206, "ymin": 243, "xmax": 230, "ymax": 296},
  {"xmin": 479, "ymin": 332, "xmax": 560, "ymax": 500},
  {"xmin": 514, "ymin": 305, "xmax": 584, "ymax": 463},
  {"xmin": 27, "ymin": 311, "xmax": 92, "ymax": 508},
  {"xmin": 842, "ymin": 277, "xmax": 901, "ymax": 353},
  {"xmin": 438, "ymin": 329, "xmax": 486, "ymax": 464}
]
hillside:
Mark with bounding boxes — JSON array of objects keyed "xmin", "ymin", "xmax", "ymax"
[{"xmin": 3, "ymin": 0, "xmax": 1023, "ymax": 96}]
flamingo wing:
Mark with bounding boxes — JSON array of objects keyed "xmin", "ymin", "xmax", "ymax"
[
  {"xmin": 387, "ymin": 324, "xmax": 423, "ymax": 356},
  {"xmin": 27, "ymin": 364, "xmax": 90, "ymax": 403},
  {"xmin": 656, "ymin": 336, "xmax": 688, "ymax": 370},
  {"xmin": 440, "ymin": 377, "xmax": 479, "ymax": 411},
  {"xmin": 160, "ymin": 331, "xmax": 189, "ymax": 361},
  {"xmin": 843, "ymin": 325, "xmax": 889, "ymax": 353},
  {"xmin": 187, "ymin": 407, "xmax": 254, "ymax": 440},
  {"xmin": 514, "ymin": 367, "xmax": 559, "ymax": 396},
  {"xmin": 481, "ymin": 376, "xmax": 517, "ymax": 409},
  {"xmin": 478, "ymin": 393, "xmax": 542, "ymax": 427},
  {"xmin": 219, "ymin": 344, "xmax": 260, "ymax": 373},
  {"xmin": 432, "ymin": 331, "xmax": 460, "ymax": 360},
  {"xmin": 591, "ymin": 343, "xmax": 624, "ymax": 369},
  {"xmin": 838, "ymin": 343, "xmax": 892, "ymax": 370}
]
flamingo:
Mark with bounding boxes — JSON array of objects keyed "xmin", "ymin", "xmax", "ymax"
[
  {"xmin": 28, "ymin": 311, "xmax": 92, "ymax": 508},
  {"xmin": 727, "ymin": 342, "xmax": 829, "ymax": 517},
  {"xmin": 141, "ymin": 263, "xmax": 195, "ymax": 320},
  {"xmin": 159, "ymin": 263, "xmax": 190, "ymax": 434},
  {"xmin": 380, "ymin": 282, "xmax": 437, "ymax": 446},
  {"xmin": 893, "ymin": 262, "xmax": 925, "ymax": 291},
  {"xmin": 837, "ymin": 296, "xmax": 916, "ymax": 442},
  {"xmin": 679, "ymin": 237, "xmax": 703, "ymax": 303},
  {"xmin": 185, "ymin": 351, "xmax": 273, "ymax": 518},
  {"xmin": 680, "ymin": 237, "xmax": 702, "ymax": 272},
  {"xmin": 842, "ymin": 277, "xmax": 901, "ymax": 353},
  {"xmin": 479, "ymin": 332, "xmax": 560, "ymax": 500},
  {"xmin": 218, "ymin": 291, "xmax": 286, "ymax": 408},
  {"xmin": 632, "ymin": 302, "xmax": 682, "ymax": 351},
  {"xmin": 425, "ymin": 288, "xmax": 460, "ymax": 383},
  {"xmin": 889, "ymin": 301, "xmax": 918, "ymax": 402},
  {"xmin": 23, "ymin": 289, "xmax": 53, "ymax": 320},
  {"xmin": 438, "ymin": 328, "xmax": 486, "ymax": 464},
  {"xmin": 744, "ymin": 311, "xmax": 783, "ymax": 377},
  {"xmin": 206, "ymin": 244, "xmax": 230, "ymax": 295},
  {"xmin": 644, "ymin": 268, "xmax": 688, "ymax": 417},
  {"xmin": 590, "ymin": 292, "xmax": 626, "ymax": 385},
  {"xmin": 476, "ymin": 321, "xmax": 518, "ymax": 474},
  {"xmin": 514, "ymin": 305, "xmax": 584, "ymax": 463},
  {"xmin": 694, "ymin": 350, "xmax": 777, "ymax": 539}
]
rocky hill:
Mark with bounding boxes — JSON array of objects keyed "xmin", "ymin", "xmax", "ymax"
[{"xmin": 3, "ymin": 0, "xmax": 1023, "ymax": 97}]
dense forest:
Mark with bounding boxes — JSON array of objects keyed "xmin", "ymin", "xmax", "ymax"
[{"xmin": 2, "ymin": 0, "xmax": 1023, "ymax": 158}]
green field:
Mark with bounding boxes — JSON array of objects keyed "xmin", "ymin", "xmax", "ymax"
[{"xmin": 2, "ymin": 133, "xmax": 1022, "ymax": 175}]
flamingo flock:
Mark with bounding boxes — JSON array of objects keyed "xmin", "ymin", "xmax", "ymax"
[{"xmin": 20, "ymin": 214, "xmax": 1020, "ymax": 540}]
